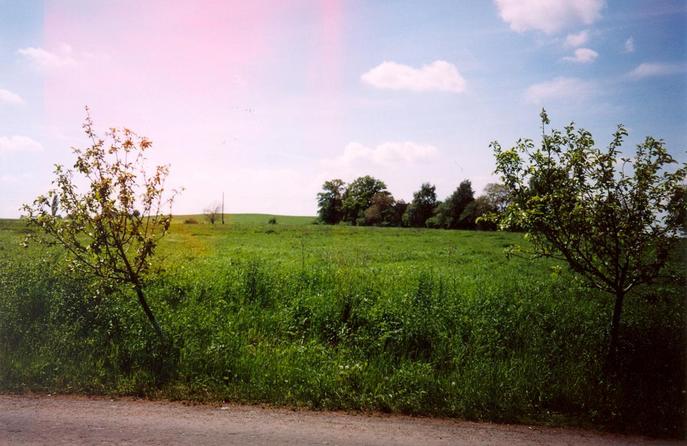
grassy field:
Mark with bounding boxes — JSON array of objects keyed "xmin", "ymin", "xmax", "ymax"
[{"xmin": 0, "ymin": 216, "xmax": 684, "ymax": 437}]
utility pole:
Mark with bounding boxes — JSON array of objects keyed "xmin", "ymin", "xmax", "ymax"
[{"xmin": 221, "ymin": 192, "xmax": 225, "ymax": 224}]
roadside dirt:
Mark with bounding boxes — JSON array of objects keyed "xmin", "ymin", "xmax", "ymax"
[{"xmin": 0, "ymin": 394, "xmax": 681, "ymax": 445}]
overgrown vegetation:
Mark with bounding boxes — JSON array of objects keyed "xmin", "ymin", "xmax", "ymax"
[{"xmin": 1, "ymin": 217, "xmax": 683, "ymax": 437}]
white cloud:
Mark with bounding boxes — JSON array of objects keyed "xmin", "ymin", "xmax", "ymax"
[
  {"xmin": 562, "ymin": 47, "xmax": 599, "ymax": 63},
  {"xmin": 17, "ymin": 46, "xmax": 76, "ymax": 70},
  {"xmin": 323, "ymin": 141, "xmax": 439, "ymax": 169},
  {"xmin": 626, "ymin": 63, "xmax": 687, "ymax": 80},
  {"xmin": 494, "ymin": 0, "xmax": 605, "ymax": 34},
  {"xmin": 361, "ymin": 61, "xmax": 466, "ymax": 93},
  {"xmin": 624, "ymin": 37, "xmax": 635, "ymax": 53},
  {"xmin": 525, "ymin": 77, "xmax": 594, "ymax": 104},
  {"xmin": 0, "ymin": 89, "xmax": 24, "ymax": 105},
  {"xmin": 564, "ymin": 30, "xmax": 589, "ymax": 47},
  {"xmin": 0, "ymin": 135, "xmax": 43, "ymax": 153}
]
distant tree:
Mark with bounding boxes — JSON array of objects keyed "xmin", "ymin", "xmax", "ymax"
[
  {"xmin": 22, "ymin": 112, "xmax": 179, "ymax": 340},
  {"xmin": 204, "ymin": 202, "xmax": 221, "ymax": 225},
  {"xmin": 391, "ymin": 199, "xmax": 409, "ymax": 227},
  {"xmin": 342, "ymin": 175, "xmax": 387, "ymax": 225},
  {"xmin": 462, "ymin": 195, "xmax": 497, "ymax": 230},
  {"xmin": 436, "ymin": 180, "xmax": 475, "ymax": 229},
  {"xmin": 50, "ymin": 195, "xmax": 59, "ymax": 217},
  {"xmin": 425, "ymin": 215, "xmax": 440, "ymax": 228},
  {"xmin": 364, "ymin": 191, "xmax": 396, "ymax": 226},
  {"xmin": 482, "ymin": 183, "xmax": 510, "ymax": 213},
  {"xmin": 317, "ymin": 179, "xmax": 346, "ymax": 224},
  {"xmin": 406, "ymin": 183, "xmax": 438, "ymax": 227},
  {"xmin": 492, "ymin": 109, "xmax": 687, "ymax": 363},
  {"xmin": 474, "ymin": 183, "xmax": 512, "ymax": 231}
]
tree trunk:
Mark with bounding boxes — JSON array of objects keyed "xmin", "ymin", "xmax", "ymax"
[
  {"xmin": 606, "ymin": 290, "xmax": 625, "ymax": 370},
  {"xmin": 134, "ymin": 284, "xmax": 164, "ymax": 340}
]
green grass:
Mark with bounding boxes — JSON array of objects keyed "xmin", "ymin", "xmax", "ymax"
[{"xmin": 0, "ymin": 215, "xmax": 684, "ymax": 437}]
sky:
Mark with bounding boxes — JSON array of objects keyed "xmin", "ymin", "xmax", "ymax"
[{"xmin": 0, "ymin": 0, "xmax": 686, "ymax": 217}]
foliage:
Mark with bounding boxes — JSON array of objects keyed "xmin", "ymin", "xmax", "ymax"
[
  {"xmin": 317, "ymin": 179, "xmax": 346, "ymax": 224},
  {"xmin": 482, "ymin": 183, "xmax": 510, "ymax": 213},
  {"xmin": 392, "ymin": 200, "xmax": 409, "ymax": 227},
  {"xmin": 406, "ymin": 182, "xmax": 438, "ymax": 227},
  {"xmin": 363, "ymin": 191, "xmax": 396, "ymax": 226},
  {"xmin": 462, "ymin": 196, "xmax": 497, "ymax": 231},
  {"xmin": 436, "ymin": 180, "xmax": 475, "ymax": 229},
  {"xmin": 204, "ymin": 202, "xmax": 222, "ymax": 225},
  {"xmin": 492, "ymin": 109, "xmax": 687, "ymax": 359},
  {"xmin": 316, "ymin": 178, "xmax": 509, "ymax": 231},
  {"xmin": 342, "ymin": 176, "xmax": 387, "ymax": 225},
  {"xmin": 21, "ymin": 112, "xmax": 179, "ymax": 339}
]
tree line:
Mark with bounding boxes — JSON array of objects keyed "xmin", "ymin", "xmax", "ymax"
[{"xmin": 316, "ymin": 176, "xmax": 509, "ymax": 230}]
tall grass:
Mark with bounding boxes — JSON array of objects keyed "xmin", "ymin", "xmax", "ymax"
[{"xmin": 0, "ymin": 218, "xmax": 683, "ymax": 437}]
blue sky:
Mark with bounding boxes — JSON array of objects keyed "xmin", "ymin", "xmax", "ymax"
[{"xmin": 0, "ymin": 0, "xmax": 685, "ymax": 217}]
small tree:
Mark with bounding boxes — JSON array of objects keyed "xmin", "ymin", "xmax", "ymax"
[
  {"xmin": 407, "ymin": 182, "xmax": 437, "ymax": 227},
  {"xmin": 22, "ymin": 112, "xmax": 179, "ymax": 340},
  {"xmin": 204, "ymin": 202, "xmax": 221, "ymax": 225},
  {"xmin": 492, "ymin": 110, "xmax": 687, "ymax": 362},
  {"xmin": 436, "ymin": 180, "xmax": 474, "ymax": 229},
  {"xmin": 482, "ymin": 183, "xmax": 510, "ymax": 213},
  {"xmin": 462, "ymin": 195, "xmax": 497, "ymax": 230},
  {"xmin": 364, "ymin": 191, "xmax": 396, "ymax": 226},
  {"xmin": 342, "ymin": 175, "xmax": 387, "ymax": 225},
  {"xmin": 317, "ymin": 179, "xmax": 346, "ymax": 224},
  {"xmin": 392, "ymin": 199, "xmax": 409, "ymax": 227}
]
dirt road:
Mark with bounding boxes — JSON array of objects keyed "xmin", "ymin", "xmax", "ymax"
[{"xmin": 0, "ymin": 395, "xmax": 680, "ymax": 445}]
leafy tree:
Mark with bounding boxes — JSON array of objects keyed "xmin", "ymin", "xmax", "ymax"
[
  {"xmin": 406, "ymin": 182, "xmax": 437, "ymax": 227},
  {"xmin": 482, "ymin": 183, "xmax": 510, "ymax": 213},
  {"xmin": 392, "ymin": 199, "xmax": 409, "ymax": 227},
  {"xmin": 492, "ymin": 110, "xmax": 687, "ymax": 361},
  {"xmin": 436, "ymin": 180, "xmax": 475, "ymax": 229},
  {"xmin": 22, "ymin": 112, "xmax": 179, "ymax": 340},
  {"xmin": 462, "ymin": 195, "xmax": 498, "ymax": 230},
  {"xmin": 317, "ymin": 179, "xmax": 346, "ymax": 224},
  {"xmin": 204, "ymin": 202, "xmax": 221, "ymax": 225},
  {"xmin": 364, "ymin": 191, "xmax": 396, "ymax": 226},
  {"xmin": 342, "ymin": 175, "xmax": 387, "ymax": 224}
]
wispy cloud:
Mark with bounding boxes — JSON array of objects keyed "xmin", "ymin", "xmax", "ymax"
[
  {"xmin": 562, "ymin": 47, "xmax": 599, "ymax": 63},
  {"xmin": 525, "ymin": 77, "xmax": 595, "ymax": 104},
  {"xmin": 17, "ymin": 44, "xmax": 77, "ymax": 70},
  {"xmin": 322, "ymin": 141, "xmax": 439, "ymax": 170},
  {"xmin": 0, "ymin": 89, "xmax": 24, "ymax": 106},
  {"xmin": 626, "ymin": 62, "xmax": 686, "ymax": 80},
  {"xmin": 0, "ymin": 135, "xmax": 43, "ymax": 153},
  {"xmin": 494, "ymin": 0, "xmax": 605, "ymax": 34},
  {"xmin": 623, "ymin": 37, "xmax": 635, "ymax": 53},
  {"xmin": 564, "ymin": 30, "xmax": 589, "ymax": 47},
  {"xmin": 361, "ymin": 61, "xmax": 466, "ymax": 93}
]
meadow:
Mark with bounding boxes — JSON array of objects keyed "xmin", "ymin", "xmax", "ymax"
[{"xmin": 0, "ymin": 215, "xmax": 684, "ymax": 437}]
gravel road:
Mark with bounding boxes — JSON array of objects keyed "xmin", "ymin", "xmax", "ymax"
[{"xmin": 0, "ymin": 395, "xmax": 681, "ymax": 445}]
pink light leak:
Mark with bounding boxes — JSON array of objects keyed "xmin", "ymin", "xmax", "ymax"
[
  {"xmin": 42, "ymin": 0, "xmax": 285, "ymax": 135},
  {"xmin": 315, "ymin": 0, "xmax": 345, "ymax": 96},
  {"xmin": 39, "ymin": 1, "xmax": 351, "ymax": 215}
]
